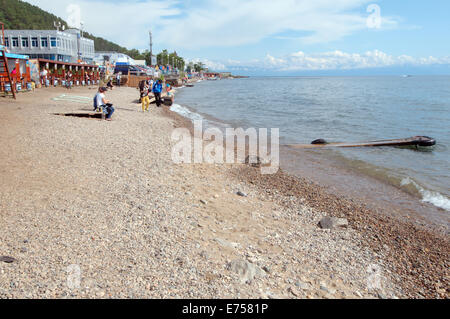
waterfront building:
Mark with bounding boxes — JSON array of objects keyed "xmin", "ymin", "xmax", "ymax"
[
  {"xmin": 3, "ymin": 29, "xmax": 95, "ymax": 63},
  {"xmin": 94, "ymin": 51, "xmax": 135, "ymax": 66}
]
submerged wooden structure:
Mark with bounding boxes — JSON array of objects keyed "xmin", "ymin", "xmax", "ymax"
[{"xmin": 287, "ymin": 136, "xmax": 436, "ymax": 149}]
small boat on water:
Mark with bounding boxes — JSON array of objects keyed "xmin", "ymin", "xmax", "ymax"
[{"xmin": 287, "ymin": 136, "xmax": 436, "ymax": 149}]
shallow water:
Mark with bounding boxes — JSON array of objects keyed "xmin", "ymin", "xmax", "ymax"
[{"xmin": 173, "ymin": 76, "xmax": 450, "ymax": 223}]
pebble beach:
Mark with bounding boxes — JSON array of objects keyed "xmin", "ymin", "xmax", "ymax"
[{"xmin": 0, "ymin": 85, "xmax": 448, "ymax": 299}]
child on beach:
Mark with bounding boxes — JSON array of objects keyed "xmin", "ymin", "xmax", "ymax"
[
  {"xmin": 93, "ymin": 87, "xmax": 115, "ymax": 121},
  {"xmin": 166, "ymin": 83, "xmax": 174, "ymax": 102},
  {"xmin": 141, "ymin": 83, "xmax": 151, "ymax": 112}
]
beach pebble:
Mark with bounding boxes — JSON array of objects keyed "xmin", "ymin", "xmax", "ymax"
[
  {"xmin": 228, "ymin": 259, "xmax": 265, "ymax": 284},
  {"xmin": 295, "ymin": 281, "xmax": 311, "ymax": 290},
  {"xmin": 318, "ymin": 217, "xmax": 349, "ymax": 229},
  {"xmin": 288, "ymin": 286, "xmax": 301, "ymax": 297},
  {"xmin": 215, "ymin": 238, "xmax": 239, "ymax": 249},
  {"xmin": 0, "ymin": 256, "xmax": 16, "ymax": 263}
]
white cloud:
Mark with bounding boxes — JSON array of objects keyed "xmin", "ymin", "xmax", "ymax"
[
  {"xmin": 158, "ymin": 0, "xmax": 398, "ymax": 48},
  {"xmin": 24, "ymin": 0, "xmax": 180, "ymax": 50},
  {"xmin": 193, "ymin": 50, "xmax": 450, "ymax": 72},
  {"xmin": 24, "ymin": 0, "xmax": 398, "ymax": 50}
]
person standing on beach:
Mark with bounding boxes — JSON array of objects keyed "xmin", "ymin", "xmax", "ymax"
[
  {"xmin": 141, "ymin": 83, "xmax": 151, "ymax": 112},
  {"xmin": 152, "ymin": 79, "xmax": 163, "ymax": 107},
  {"xmin": 148, "ymin": 79, "xmax": 154, "ymax": 97},
  {"xmin": 65, "ymin": 70, "xmax": 72, "ymax": 89},
  {"xmin": 116, "ymin": 72, "xmax": 121, "ymax": 87},
  {"xmin": 40, "ymin": 68, "xmax": 48, "ymax": 87},
  {"xmin": 93, "ymin": 87, "xmax": 115, "ymax": 121}
]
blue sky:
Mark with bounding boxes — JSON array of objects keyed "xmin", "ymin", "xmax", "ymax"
[{"xmin": 24, "ymin": 0, "xmax": 450, "ymax": 74}]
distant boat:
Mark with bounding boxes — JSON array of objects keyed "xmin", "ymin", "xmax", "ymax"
[{"xmin": 402, "ymin": 75, "xmax": 412, "ymax": 78}]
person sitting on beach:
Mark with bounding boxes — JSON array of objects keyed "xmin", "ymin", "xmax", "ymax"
[
  {"xmin": 152, "ymin": 79, "xmax": 163, "ymax": 107},
  {"xmin": 107, "ymin": 79, "xmax": 114, "ymax": 90},
  {"xmin": 141, "ymin": 83, "xmax": 151, "ymax": 112},
  {"xmin": 93, "ymin": 87, "xmax": 115, "ymax": 121},
  {"xmin": 166, "ymin": 83, "xmax": 174, "ymax": 101}
]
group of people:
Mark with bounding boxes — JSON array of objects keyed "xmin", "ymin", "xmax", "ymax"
[
  {"xmin": 39, "ymin": 68, "xmax": 97, "ymax": 88},
  {"xmin": 91, "ymin": 77, "xmax": 173, "ymax": 122},
  {"xmin": 139, "ymin": 79, "xmax": 164, "ymax": 111}
]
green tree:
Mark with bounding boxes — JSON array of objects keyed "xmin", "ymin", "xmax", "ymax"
[
  {"xmin": 186, "ymin": 62, "xmax": 194, "ymax": 73},
  {"xmin": 193, "ymin": 62, "xmax": 205, "ymax": 72},
  {"xmin": 157, "ymin": 49, "xmax": 169, "ymax": 65}
]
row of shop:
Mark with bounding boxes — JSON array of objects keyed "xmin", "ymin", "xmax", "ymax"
[{"xmin": 1, "ymin": 52, "xmax": 100, "ymax": 94}]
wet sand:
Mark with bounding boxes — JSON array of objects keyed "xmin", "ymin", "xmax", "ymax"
[{"xmin": 280, "ymin": 145, "xmax": 449, "ymax": 233}]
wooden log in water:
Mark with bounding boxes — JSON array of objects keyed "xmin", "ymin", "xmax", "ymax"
[{"xmin": 286, "ymin": 136, "xmax": 436, "ymax": 149}]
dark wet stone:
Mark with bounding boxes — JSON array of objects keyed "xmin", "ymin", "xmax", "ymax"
[
  {"xmin": 237, "ymin": 191, "xmax": 248, "ymax": 197},
  {"xmin": 0, "ymin": 256, "xmax": 17, "ymax": 263}
]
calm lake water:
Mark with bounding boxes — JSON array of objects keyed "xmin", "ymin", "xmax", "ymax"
[{"xmin": 172, "ymin": 76, "xmax": 450, "ymax": 221}]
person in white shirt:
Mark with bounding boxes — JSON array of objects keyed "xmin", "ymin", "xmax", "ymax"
[
  {"xmin": 116, "ymin": 72, "xmax": 121, "ymax": 87},
  {"xmin": 40, "ymin": 69, "xmax": 48, "ymax": 87},
  {"xmin": 93, "ymin": 87, "xmax": 115, "ymax": 121}
]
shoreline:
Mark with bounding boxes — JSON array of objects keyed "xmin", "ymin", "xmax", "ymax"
[
  {"xmin": 0, "ymin": 86, "xmax": 448, "ymax": 299},
  {"xmin": 164, "ymin": 86, "xmax": 449, "ymax": 298},
  {"xmin": 171, "ymin": 82, "xmax": 449, "ymax": 232}
]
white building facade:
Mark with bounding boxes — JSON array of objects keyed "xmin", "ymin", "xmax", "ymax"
[{"xmin": 3, "ymin": 29, "xmax": 95, "ymax": 63}]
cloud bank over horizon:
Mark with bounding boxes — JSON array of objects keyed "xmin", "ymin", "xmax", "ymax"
[{"xmin": 191, "ymin": 50, "xmax": 450, "ymax": 73}]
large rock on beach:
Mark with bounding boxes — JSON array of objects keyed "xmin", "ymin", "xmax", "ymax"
[
  {"xmin": 228, "ymin": 259, "xmax": 265, "ymax": 284},
  {"xmin": 318, "ymin": 216, "xmax": 349, "ymax": 229}
]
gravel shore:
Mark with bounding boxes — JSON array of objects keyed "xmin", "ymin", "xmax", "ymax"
[{"xmin": 0, "ymin": 86, "xmax": 448, "ymax": 298}]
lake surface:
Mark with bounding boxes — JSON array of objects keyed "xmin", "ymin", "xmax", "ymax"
[{"xmin": 172, "ymin": 76, "xmax": 450, "ymax": 227}]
